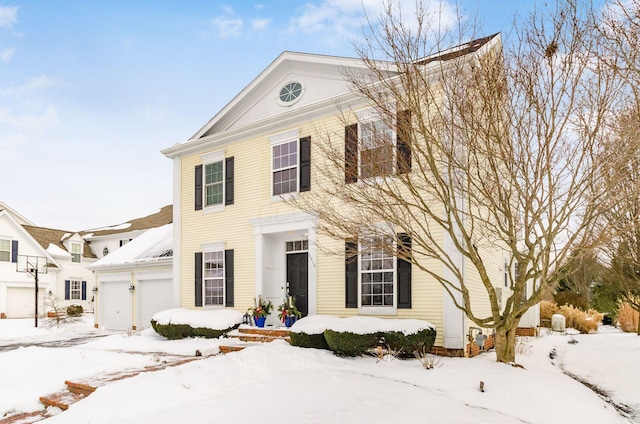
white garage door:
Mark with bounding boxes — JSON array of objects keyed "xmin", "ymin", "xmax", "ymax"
[
  {"xmin": 137, "ymin": 278, "xmax": 173, "ymax": 329},
  {"xmin": 6, "ymin": 287, "xmax": 46, "ymax": 318},
  {"xmin": 100, "ymin": 281, "xmax": 132, "ymax": 330}
]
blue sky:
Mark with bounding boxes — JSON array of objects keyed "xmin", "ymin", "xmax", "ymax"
[{"xmin": 0, "ymin": 1, "xmax": 560, "ymax": 231}]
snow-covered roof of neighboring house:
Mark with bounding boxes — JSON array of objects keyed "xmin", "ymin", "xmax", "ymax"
[
  {"xmin": 82, "ymin": 205, "xmax": 173, "ymax": 238},
  {"xmin": 23, "ymin": 225, "xmax": 97, "ymax": 260},
  {"xmin": 89, "ymin": 223, "xmax": 172, "ymax": 269}
]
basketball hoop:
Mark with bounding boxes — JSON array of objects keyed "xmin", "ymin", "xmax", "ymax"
[{"xmin": 16, "ymin": 255, "xmax": 48, "ymax": 327}]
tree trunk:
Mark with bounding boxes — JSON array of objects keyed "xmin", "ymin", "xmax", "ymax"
[{"xmin": 494, "ymin": 324, "xmax": 518, "ymax": 363}]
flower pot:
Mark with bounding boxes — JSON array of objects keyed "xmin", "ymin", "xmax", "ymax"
[
  {"xmin": 284, "ymin": 315, "xmax": 297, "ymax": 328},
  {"xmin": 254, "ymin": 316, "xmax": 266, "ymax": 328}
]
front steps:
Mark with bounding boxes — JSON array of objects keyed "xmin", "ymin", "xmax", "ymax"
[{"xmin": 220, "ymin": 326, "xmax": 291, "ymax": 353}]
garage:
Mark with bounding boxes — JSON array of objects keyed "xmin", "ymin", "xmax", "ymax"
[
  {"xmin": 99, "ymin": 280, "xmax": 132, "ymax": 330},
  {"xmin": 136, "ymin": 277, "xmax": 173, "ymax": 329},
  {"xmin": 6, "ymin": 287, "xmax": 46, "ymax": 318}
]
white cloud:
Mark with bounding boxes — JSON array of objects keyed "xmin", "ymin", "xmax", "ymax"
[
  {"xmin": 0, "ymin": 105, "xmax": 59, "ymax": 131},
  {"xmin": 290, "ymin": 0, "xmax": 460, "ymax": 46},
  {"xmin": 252, "ymin": 18, "xmax": 271, "ymax": 30},
  {"xmin": 1, "ymin": 75, "xmax": 57, "ymax": 96},
  {"xmin": 211, "ymin": 16, "xmax": 243, "ymax": 38},
  {"xmin": 0, "ymin": 6, "xmax": 17, "ymax": 28},
  {"xmin": 1, "ymin": 48, "xmax": 14, "ymax": 62}
]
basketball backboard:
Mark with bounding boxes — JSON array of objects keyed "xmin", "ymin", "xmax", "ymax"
[{"xmin": 16, "ymin": 255, "xmax": 48, "ymax": 275}]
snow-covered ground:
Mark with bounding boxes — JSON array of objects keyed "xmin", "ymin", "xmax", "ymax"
[{"xmin": 0, "ymin": 315, "xmax": 638, "ymax": 424}]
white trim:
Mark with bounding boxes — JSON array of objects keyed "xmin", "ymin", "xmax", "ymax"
[
  {"xmin": 172, "ymin": 157, "xmax": 182, "ymax": 309},
  {"xmin": 200, "ymin": 149, "xmax": 225, "ymax": 164},
  {"xmin": 357, "ymin": 235, "xmax": 398, "ymax": 314},
  {"xmin": 269, "ymin": 128, "xmax": 300, "ymax": 145},
  {"xmin": 201, "ymin": 241, "xmax": 225, "ymax": 252},
  {"xmin": 96, "ymin": 272, "xmax": 131, "ymax": 282},
  {"xmin": 251, "ymin": 213, "xmax": 318, "ymax": 316}
]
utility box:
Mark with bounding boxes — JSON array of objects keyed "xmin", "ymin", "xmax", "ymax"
[{"xmin": 551, "ymin": 314, "xmax": 566, "ymax": 332}]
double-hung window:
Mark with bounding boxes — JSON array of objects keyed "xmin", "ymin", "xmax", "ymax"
[
  {"xmin": 0, "ymin": 239, "xmax": 10, "ymax": 262},
  {"xmin": 70, "ymin": 280, "xmax": 82, "ymax": 300},
  {"xmin": 360, "ymin": 119, "xmax": 394, "ymax": 179},
  {"xmin": 196, "ymin": 150, "xmax": 234, "ymax": 212},
  {"xmin": 272, "ymin": 139, "xmax": 298, "ymax": 196},
  {"xmin": 360, "ymin": 236, "xmax": 395, "ymax": 307},
  {"xmin": 203, "ymin": 250, "xmax": 224, "ymax": 306},
  {"xmin": 205, "ymin": 161, "xmax": 224, "ymax": 207},
  {"xmin": 71, "ymin": 243, "xmax": 82, "ymax": 263}
]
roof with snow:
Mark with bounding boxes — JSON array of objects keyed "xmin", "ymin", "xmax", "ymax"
[
  {"xmin": 89, "ymin": 223, "xmax": 173, "ymax": 269},
  {"xmin": 82, "ymin": 205, "xmax": 173, "ymax": 238},
  {"xmin": 23, "ymin": 225, "xmax": 97, "ymax": 260}
]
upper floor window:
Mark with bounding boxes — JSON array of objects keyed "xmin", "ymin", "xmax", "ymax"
[
  {"xmin": 195, "ymin": 151, "xmax": 234, "ymax": 212},
  {"xmin": 205, "ymin": 161, "xmax": 224, "ymax": 207},
  {"xmin": 345, "ymin": 109, "xmax": 412, "ymax": 183},
  {"xmin": 360, "ymin": 119, "xmax": 394, "ymax": 179},
  {"xmin": 119, "ymin": 239, "xmax": 131, "ymax": 247},
  {"xmin": 204, "ymin": 250, "xmax": 225, "ymax": 306},
  {"xmin": 103, "ymin": 247, "xmax": 109, "ymax": 257},
  {"xmin": 0, "ymin": 239, "xmax": 10, "ymax": 262},
  {"xmin": 269, "ymin": 128, "xmax": 311, "ymax": 198},
  {"xmin": 272, "ymin": 140, "xmax": 298, "ymax": 196},
  {"xmin": 71, "ymin": 242, "xmax": 82, "ymax": 263}
]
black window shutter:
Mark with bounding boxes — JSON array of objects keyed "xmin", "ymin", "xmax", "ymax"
[
  {"xmin": 225, "ymin": 249, "xmax": 234, "ymax": 307},
  {"xmin": 345, "ymin": 124, "xmax": 358, "ymax": 183},
  {"xmin": 225, "ymin": 157, "xmax": 234, "ymax": 205},
  {"xmin": 195, "ymin": 165, "xmax": 203, "ymax": 211},
  {"xmin": 299, "ymin": 136, "xmax": 311, "ymax": 192},
  {"xmin": 345, "ymin": 240, "xmax": 359, "ymax": 308},
  {"xmin": 11, "ymin": 240, "xmax": 18, "ymax": 263},
  {"xmin": 397, "ymin": 233, "xmax": 412, "ymax": 309},
  {"xmin": 397, "ymin": 110, "xmax": 412, "ymax": 174},
  {"xmin": 64, "ymin": 280, "xmax": 70, "ymax": 300},
  {"xmin": 195, "ymin": 252, "xmax": 203, "ymax": 307},
  {"xmin": 81, "ymin": 281, "xmax": 87, "ymax": 301}
]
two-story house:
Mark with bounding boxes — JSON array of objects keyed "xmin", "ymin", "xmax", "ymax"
[
  {"xmin": 162, "ymin": 34, "xmax": 538, "ymax": 354},
  {"xmin": 0, "ymin": 202, "xmax": 96, "ymax": 318}
]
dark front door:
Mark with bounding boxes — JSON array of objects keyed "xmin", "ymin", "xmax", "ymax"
[{"xmin": 286, "ymin": 252, "xmax": 308, "ymax": 317}]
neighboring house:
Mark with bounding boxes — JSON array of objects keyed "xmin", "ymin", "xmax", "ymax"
[
  {"xmin": 0, "ymin": 203, "xmax": 174, "ymax": 321},
  {"xmin": 0, "ymin": 202, "xmax": 95, "ymax": 318},
  {"xmin": 89, "ymin": 223, "xmax": 175, "ymax": 330},
  {"xmin": 162, "ymin": 36, "xmax": 539, "ymax": 355},
  {"xmin": 82, "ymin": 205, "xmax": 173, "ymax": 259}
]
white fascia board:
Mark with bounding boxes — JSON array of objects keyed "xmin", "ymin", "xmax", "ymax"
[
  {"xmin": 0, "ymin": 211, "xmax": 62, "ymax": 269},
  {"xmin": 89, "ymin": 257, "xmax": 172, "ymax": 273},
  {"xmin": 162, "ymin": 90, "xmax": 367, "ymax": 159}
]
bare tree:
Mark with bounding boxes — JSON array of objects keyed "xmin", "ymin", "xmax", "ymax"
[
  {"xmin": 288, "ymin": 0, "xmax": 629, "ymax": 363},
  {"xmin": 595, "ymin": 0, "xmax": 640, "ymax": 336}
]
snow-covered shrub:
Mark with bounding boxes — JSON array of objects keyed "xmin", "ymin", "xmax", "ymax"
[
  {"xmin": 617, "ymin": 302, "xmax": 639, "ymax": 333},
  {"xmin": 382, "ymin": 329, "xmax": 436, "ymax": 355},
  {"xmin": 150, "ymin": 308, "xmax": 243, "ymax": 340},
  {"xmin": 289, "ymin": 315, "xmax": 340, "ymax": 350},
  {"xmin": 323, "ymin": 330, "xmax": 380, "ymax": 356},
  {"xmin": 67, "ymin": 304, "xmax": 83, "ymax": 316}
]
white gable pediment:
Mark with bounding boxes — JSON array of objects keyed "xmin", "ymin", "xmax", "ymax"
[{"xmin": 192, "ymin": 52, "xmax": 395, "ymax": 140}]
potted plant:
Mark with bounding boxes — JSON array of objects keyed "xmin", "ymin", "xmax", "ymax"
[
  {"xmin": 248, "ymin": 295, "xmax": 273, "ymax": 328},
  {"xmin": 278, "ymin": 296, "xmax": 302, "ymax": 328}
]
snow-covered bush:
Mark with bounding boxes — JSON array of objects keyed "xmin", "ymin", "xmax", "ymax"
[
  {"xmin": 289, "ymin": 315, "xmax": 340, "ymax": 350},
  {"xmin": 150, "ymin": 308, "xmax": 243, "ymax": 340},
  {"xmin": 291, "ymin": 316, "xmax": 436, "ymax": 357}
]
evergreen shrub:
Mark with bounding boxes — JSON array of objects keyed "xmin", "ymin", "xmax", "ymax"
[
  {"xmin": 150, "ymin": 320, "xmax": 238, "ymax": 340},
  {"xmin": 382, "ymin": 328, "xmax": 436, "ymax": 354},
  {"xmin": 289, "ymin": 332, "xmax": 331, "ymax": 350},
  {"xmin": 323, "ymin": 330, "xmax": 380, "ymax": 356},
  {"xmin": 66, "ymin": 304, "xmax": 83, "ymax": 316}
]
